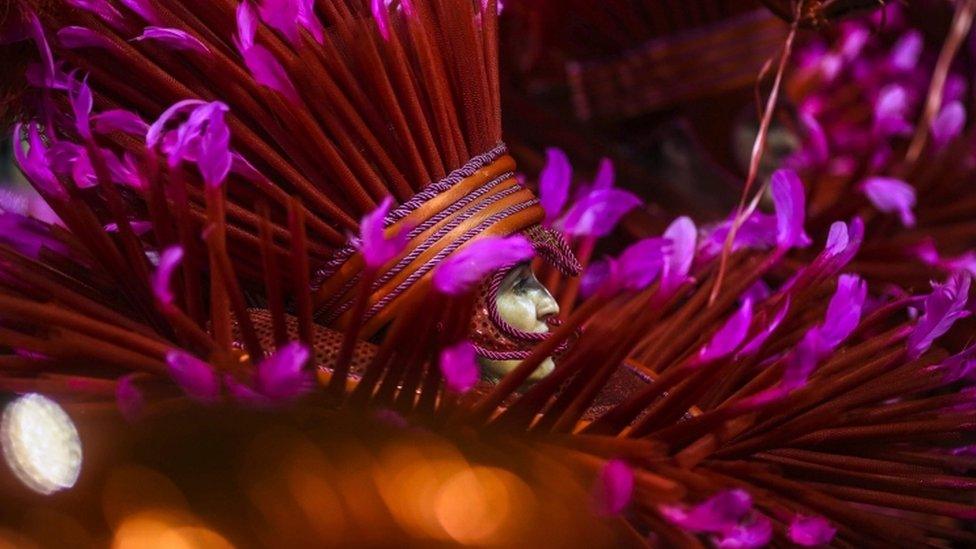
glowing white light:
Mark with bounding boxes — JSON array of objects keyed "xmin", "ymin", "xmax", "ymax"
[{"xmin": 1, "ymin": 393, "xmax": 82, "ymax": 495}]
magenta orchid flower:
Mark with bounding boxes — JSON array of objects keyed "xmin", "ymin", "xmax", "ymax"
[
  {"xmin": 715, "ymin": 515, "xmax": 772, "ymax": 549},
  {"xmin": 371, "ymin": 0, "xmax": 391, "ymax": 41},
  {"xmin": 357, "ymin": 196, "xmax": 408, "ymax": 269},
  {"xmin": 255, "ymin": 342, "xmax": 312, "ymax": 401},
  {"xmin": 539, "ymin": 147, "xmax": 572, "ymax": 226},
  {"xmin": 432, "ymin": 235, "xmax": 534, "ymax": 295},
  {"xmin": 591, "ymin": 459, "xmax": 634, "ymax": 516},
  {"xmin": 439, "ymin": 340, "xmax": 479, "ymax": 393},
  {"xmin": 660, "ymin": 216, "xmax": 697, "ymax": 293},
  {"xmin": 557, "ymin": 188, "xmax": 641, "ymax": 237},
  {"xmin": 931, "ymin": 101, "xmax": 965, "ymax": 149},
  {"xmin": 860, "ymin": 176, "xmax": 916, "ymax": 228},
  {"xmin": 907, "ymin": 273, "xmax": 971, "ymax": 359},
  {"xmin": 235, "ymin": 2, "xmax": 301, "ymax": 103},
  {"xmin": 92, "ymin": 109, "xmax": 149, "ymax": 136},
  {"xmin": 696, "ymin": 299, "xmax": 753, "ymax": 364}
]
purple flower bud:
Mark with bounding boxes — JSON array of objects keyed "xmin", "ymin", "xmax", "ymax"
[
  {"xmin": 931, "ymin": 101, "xmax": 965, "ymax": 149},
  {"xmin": 166, "ymin": 349, "xmax": 221, "ymax": 402},
  {"xmin": 225, "ymin": 375, "xmax": 271, "ymax": 407},
  {"xmin": 659, "ymin": 489, "xmax": 753, "ymax": 533},
  {"xmin": 152, "ymin": 245, "xmax": 184, "ymax": 307},
  {"xmin": 771, "ymin": 169, "xmax": 811, "ymax": 250},
  {"xmin": 432, "ymin": 235, "xmax": 534, "ymax": 295},
  {"xmin": 591, "ymin": 459, "xmax": 634, "ymax": 516},
  {"xmin": 135, "ymin": 27, "xmax": 211, "ymax": 54},
  {"xmin": 92, "ymin": 109, "xmax": 149, "ymax": 136},
  {"xmin": 357, "ymin": 196, "xmax": 407, "ymax": 269},
  {"xmin": 788, "ymin": 515, "xmax": 837, "ymax": 546},
  {"xmin": 697, "ymin": 299, "xmax": 753, "ymax": 364},
  {"xmin": 660, "ymin": 216, "xmax": 697, "ymax": 292},
  {"xmin": 256, "ymin": 341, "xmax": 312, "ymax": 401},
  {"xmin": 715, "ymin": 515, "xmax": 772, "ymax": 549},
  {"xmin": 115, "ymin": 374, "xmax": 144, "ymax": 423},
  {"xmin": 861, "ymin": 177, "xmax": 916, "ymax": 228},
  {"xmin": 908, "ymin": 274, "xmax": 971, "ymax": 359},
  {"xmin": 557, "ymin": 188, "xmax": 641, "ymax": 237},
  {"xmin": 57, "ymin": 26, "xmax": 111, "ymax": 49},
  {"xmin": 439, "ymin": 340, "xmax": 479, "ymax": 393},
  {"xmin": 539, "ymin": 147, "xmax": 572, "ymax": 226}
]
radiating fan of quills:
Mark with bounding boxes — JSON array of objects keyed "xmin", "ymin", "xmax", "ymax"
[{"xmin": 0, "ymin": 0, "xmax": 973, "ymax": 547}]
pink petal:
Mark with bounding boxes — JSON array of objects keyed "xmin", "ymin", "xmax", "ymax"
[
  {"xmin": 432, "ymin": 235, "xmax": 535, "ymax": 295},
  {"xmin": 241, "ymin": 43, "xmax": 301, "ymax": 103},
  {"xmin": 592, "ymin": 157, "xmax": 615, "ymax": 190},
  {"xmin": 196, "ymin": 104, "xmax": 232, "ymax": 187},
  {"xmin": 697, "ymin": 298, "xmax": 753, "ymax": 364},
  {"xmin": 580, "ymin": 258, "xmax": 618, "ymax": 299},
  {"xmin": 660, "ymin": 216, "xmax": 697, "ymax": 293},
  {"xmin": 737, "ymin": 297, "xmax": 790, "ymax": 358},
  {"xmin": 236, "ymin": 0, "xmax": 258, "ymax": 50},
  {"xmin": 931, "ymin": 101, "xmax": 965, "ymax": 149},
  {"xmin": 617, "ymin": 237, "xmax": 669, "ymax": 291},
  {"xmin": 539, "ymin": 147, "xmax": 572, "ymax": 225},
  {"xmin": 65, "ymin": 0, "xmax": 125, "ymax": 29},
  {"xmin": 358, "ymin": 196, "xmax": 407, "ymax": 269},
  {"xmin": 119, "ymin": 0, "xmax": 162, "ymax": 25},
  {"xmin": 908, "ymin": 273, "xmax": 971, "ymax": 359},
  {"xmin": 115, "ymin": 375, "xmax": 144, "ymax": 423},
  {"xmin": 165, "ymin": 349, "xmax": 221, "ymax": 402},
  {"xmin": 135, "ymin": 27, "xmax": 211, "ymax": 54},
  {"xmin": 771, "ymin": 169, "xmax": 810, "ymax": 250},
  {"xmin": 12, "ymin": 123, "xmax": 65, "ymax": 199},
  {"xmin": 788, "ymin": 515, "xmax": 837, "ymax": 546},
  {"xmin": 256, "ymin": 341, "xmax": 312, "ymax": 401},
  {"xmin": 152, "ymin": 246, "xmax": 184, "ymax": 307},
  {"xmin": 69, "ymin": 76, "xmax": 93, "ymax": 140},
  {"xmin": 371, "ymin": 0, "xmax": 391, "ymax": 41},
  {"xmin": 146, "ymin": 99, "xmax": 207, "ymax": 148},
  {"xmin": 557, "ymin": 188, "xmax": 641, "ymax": 237},
  {"xmin": 439, "ymin": 340, "xmax": 479, "ymax": 393},
  {"xmin": 817, "ymin": 274, "xmax": 867, "ymax": 350},
  {"xmin": 716, "ymin": 515, "xmax": 772, "ymax": 549},
  {"xmin": 92, "ymin": 109, "xmax": 149, "ymax": 135},
  {"xmin": 592, "ymin": 459, "xmax": 634, "ymax": 516},
  {"xmin": 890, "ymin": 30, "xmax": 923, "ymax": 71},
  {"xmin": 861, "ymin": 176, "xmax": 916, "ymax": 228},
  {"xmin": 659, "ymin": 489, "xmax": 753, "ymax": 533},
  {"xmin": 57, "ymin": 26, "xmax": 112, "ymax": 49}
]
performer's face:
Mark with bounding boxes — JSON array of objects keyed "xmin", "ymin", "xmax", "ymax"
[{"xmin": 480, "ymin": 264, "xmax": 559, "ymax": 382}]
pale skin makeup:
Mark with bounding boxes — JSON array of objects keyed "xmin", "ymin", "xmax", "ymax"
[{"xmin": 480, "ymin": 263, "xmax": 560, "ymax": 382}]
